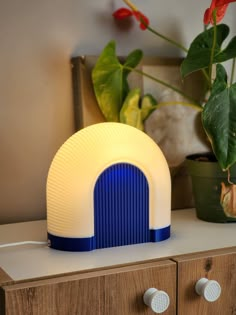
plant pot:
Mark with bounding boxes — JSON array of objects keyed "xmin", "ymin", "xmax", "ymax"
[{"xmin": 185, "ymin": 152, "xmax": 236, "ymax": 223}]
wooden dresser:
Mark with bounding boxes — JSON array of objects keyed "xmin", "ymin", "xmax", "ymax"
[{"xmin": 0, "ymin": 209, "xmax": 236, "ymax": 315}]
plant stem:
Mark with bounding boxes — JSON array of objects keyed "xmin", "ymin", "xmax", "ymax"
[
  {"xmin": 209, "ymin": 10, "xmax": 217, "ymax": 89},
  {"xmin": 123, "ymin": 0, "xmax": 138, "ymax": 11},
  {"xmin": 227, "ymin": 169, "xmax": 234, "ymax": 184},
  {"xmin": 147, "ymin": 25, "xmax": 211, "ymax": 89},
  {"xmin": 147, "ymin": 25, "xmax": 188, "ymax": 53},
  {"xmin": 157, "ymin": 101, "xmax": 203, "ymax": 111},
  {"xmin": 124, "ymin": 65, "xmax": 202, "ymax": 108},
  {"xmin": 123, "ymin": 0, "xmax": 211, "ymax": 95},
  {"xmin": 123, "ymin": 0, "xmax": 188, "ymax": 53},
  {"xmin": 230, "ymin": 58, "xmax": 236, "ymax": 86}
]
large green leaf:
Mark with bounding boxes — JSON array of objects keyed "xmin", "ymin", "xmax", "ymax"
[
  {"xmin": 92, "ymin": 40, "xmax": 143, "ymax": 122},
  {"xmin": 215, "ymin": 37, "xmax": 236, "ymax": 63},
  {"xmin": 119, "ymin": 89, "xmax": 158, "ymax": 131},
  {"xmin": 181, "ymin": 24, "xmax": 236, "ymax": 78},
  {"xmin": 202, "ymin": 64, "xmax": 236, "ymax": 170},
  {"xmin": 120, "ymin": 88, "xmax": 143, "ymax": 130},
  {"xmin": 141, "ymin": 94, "xmax": 158, "ymax": 121}
]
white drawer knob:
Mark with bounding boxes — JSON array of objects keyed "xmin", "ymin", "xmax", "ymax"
[
  {"xmin": 143, "ymin": 288, "xmax": 170, "ymax": 313},
  {"xmin": 195, "ymin": 278, "xmax": 221, "ymax": 302}
]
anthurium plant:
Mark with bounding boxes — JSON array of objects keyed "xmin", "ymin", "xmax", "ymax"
[{"xmin": 92, "ymin": 0, "xmax": 236, "ymax": 214}]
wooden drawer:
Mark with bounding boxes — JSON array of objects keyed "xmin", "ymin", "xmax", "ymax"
[
  {"xmin": 1, "ymin": 260, "xmax": 176, "ymax": 315},
  {"xmin": 174, "ymin": 247, "xmax": 236, "ymax": 315}
]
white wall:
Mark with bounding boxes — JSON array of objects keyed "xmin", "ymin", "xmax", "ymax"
[{"xmin": 0, "ymin": 0, "xmax": 235, "ymax": 223}]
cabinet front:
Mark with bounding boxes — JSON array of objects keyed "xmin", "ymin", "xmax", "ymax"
[
  {"xmin": 2, "ymin": 259, "xmax": 176, "ymax": 315},
  {"xmin": 103, "ymin": 260, "xmax": 176, "ymax": 314},
  {"xmin": 175, "ymin": 248, "xmax": 236, "ymax": 315}
]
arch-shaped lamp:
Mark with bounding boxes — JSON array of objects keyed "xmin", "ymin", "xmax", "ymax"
[{"xmin": 47, "ymin": 122, "xmax": 171, "ymax": 251}]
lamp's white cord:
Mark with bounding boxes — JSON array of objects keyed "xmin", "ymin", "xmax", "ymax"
[{"xmin": 0, "ymin": 241, "xmax": 48, "ymax": 248}]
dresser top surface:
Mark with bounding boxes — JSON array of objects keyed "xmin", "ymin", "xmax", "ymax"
[{"xmin": 0, "ymin": 209, "xmax": 235, "ymax": 281}]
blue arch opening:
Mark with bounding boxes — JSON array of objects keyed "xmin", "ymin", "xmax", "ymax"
[{"xmin": 94, "ymin": 163, "xmax": 149, "ymax": 249}]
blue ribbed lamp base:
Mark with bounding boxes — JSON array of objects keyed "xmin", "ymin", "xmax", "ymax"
[{"xmin": 48, "ymin": 226, "xmax": 170, "ymax": 252}]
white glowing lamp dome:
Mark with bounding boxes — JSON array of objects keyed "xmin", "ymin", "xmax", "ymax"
[{"xmin": 47, "ymin": 122, "xmax": 171, "ymax": 251}]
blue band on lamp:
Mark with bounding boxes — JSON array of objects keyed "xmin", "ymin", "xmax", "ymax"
[
  {"xmin": 150, "ymin": 226, "xmax": 171, "ymax": 242},
  {"xmin": 48, "ymin": 226, "xmax": 170, "ymax": 251},
  {"xmin": 48, "ymin": 233, "xmax": 95, "ymax": 252}
]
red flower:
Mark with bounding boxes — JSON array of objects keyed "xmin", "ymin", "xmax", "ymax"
[
  {"xmin": 214, "ymin": 0, "xmax": 236, "ymax": 4},
  {"xmin": 204, "ymin": 0, "xmax": 236, "ymax": 24},
  {"xmin": 113, "ymin": 7, "xmax": 149, "ymax": 30},
  {"xmin": 133, "ymin": 11, "xmax": 149, "ymax": 30},
  {"xmin": 112, "ymin": 8, "xmax": 133, "ymax": 20}
]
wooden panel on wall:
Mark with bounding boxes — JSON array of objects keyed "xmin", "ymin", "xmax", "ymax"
[
  {"xmin": 174, "ymin": 247, "xmax": 236, "ymax": 315},
  {"xmin": 71, "ymin": 55, "xmax": 208, "ymax": 210},
  {"xmin": 71, "ymin": 56, "xmax": 105, "ymax": 130},
  {"xmin": 2, "ymin": 260, "xmax": 176, "ymax": 315}
]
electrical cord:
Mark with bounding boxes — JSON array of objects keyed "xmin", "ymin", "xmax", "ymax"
[{"xmin": 0, "ymin": 241, "xmax": 48, "ymax": 248}]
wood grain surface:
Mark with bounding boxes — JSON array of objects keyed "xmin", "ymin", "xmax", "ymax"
[
  {"xmin": 174, "ymin": 247, "xmax": 236, "ymax": 315},
  {"xmin": 2, "ymin": 260, "xmax": 176, "ymax": 315}
]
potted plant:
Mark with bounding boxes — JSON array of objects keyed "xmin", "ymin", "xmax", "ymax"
[{"xmin": 91, "ymin": 0, "xmax": 236, "ymax": 222}]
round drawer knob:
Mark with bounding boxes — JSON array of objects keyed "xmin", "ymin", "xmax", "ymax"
[
  {"xmin": 195, "ymin": 278, "xmax": 221, "ymax": 302},
  {"xmin": 143, "ymin": 288, "xmax": 170, "ymax": 313}
]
